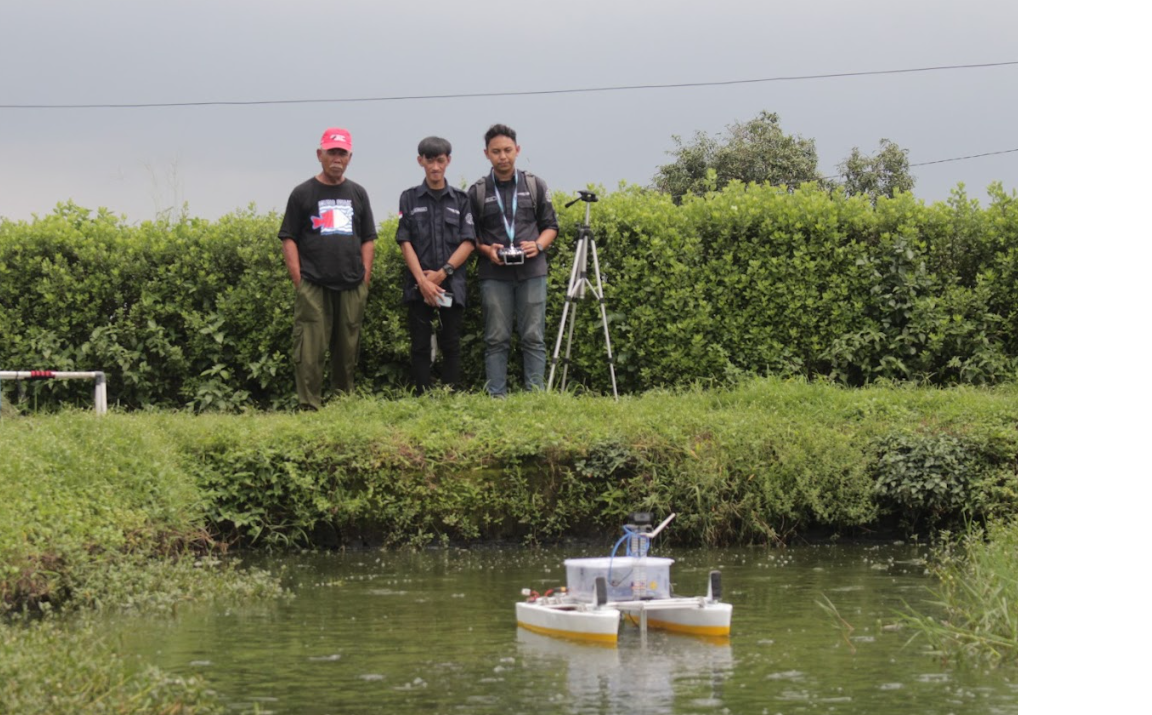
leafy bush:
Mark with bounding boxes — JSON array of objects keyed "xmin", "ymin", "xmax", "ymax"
[
  {"xmin": 868, "ymin": 396, "xmax": 1017, "ymax": 536},
  {"xmin": 870, "ymin": 431, "xmax": 974, "ymax": 529}
]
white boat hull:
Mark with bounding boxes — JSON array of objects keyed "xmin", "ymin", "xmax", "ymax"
[
  {"xmin": 516, "ymin": 601, "xmax": 622, "ymax": 644},
  {"xmin": 617, "ymin": 600, "xmax": 733, "ymax": 637},
  {"xmin": 517, "ymin": 596, "xmax": 732, "ymax": 643}
]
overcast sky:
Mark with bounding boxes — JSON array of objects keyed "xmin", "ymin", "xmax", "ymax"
[{"xmin": 0, "ymin": 0, "xmax": 1016, "ymax": 223}]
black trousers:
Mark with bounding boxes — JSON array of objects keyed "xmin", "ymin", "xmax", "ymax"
[{"xmin": 407, "ymin": 301, "xmax": 465, "ymax": 393}]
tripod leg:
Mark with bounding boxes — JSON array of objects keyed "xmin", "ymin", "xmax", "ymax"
[
  {"xmin": 548, "ymin": 237, "xmax": 587, "ymax": 392},
  {"xmin": 587, "ymin": 239, "xmax": 619, "ymax": 399},
  {"xmin": 574, "ymin": 229, "xmax": 589, "ymax": 301},
  {"xmin": 560, "ymin": 299, "xmax": 580, "ymax": 391},
  {"xmin": 548, "ymin": 290, "xmax": 574, "ymax": 392},
  {"xmin": 562, "ymin": 235, "xmax": 593, "ymax": 391}
]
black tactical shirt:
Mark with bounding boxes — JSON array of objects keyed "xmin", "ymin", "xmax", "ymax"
[{"xmin": 395, "ymin": 181, "xmax": 476, "ymax": 305}]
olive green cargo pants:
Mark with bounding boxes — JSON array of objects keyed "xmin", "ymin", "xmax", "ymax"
[{"xmin": 293, "ymin": 279, "xmax": 368, "ymax": 410}]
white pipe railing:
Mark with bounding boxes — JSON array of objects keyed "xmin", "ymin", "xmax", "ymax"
[{"xmin": 0, "ymin": 371, "xmax": 108, "ymax": 415}]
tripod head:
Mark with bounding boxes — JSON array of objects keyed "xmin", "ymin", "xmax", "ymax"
[
  {"xmin": 565, "ymin": 190, "xmax": 599, "ymax": 231},
  {"xmin": 564, "ymin": 190, "xmax": 598, "ymax": 209}
]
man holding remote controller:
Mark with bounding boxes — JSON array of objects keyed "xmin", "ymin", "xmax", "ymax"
[{"xmin": 468, "ymin": 124, "xmax": 559, "ymax": 398}]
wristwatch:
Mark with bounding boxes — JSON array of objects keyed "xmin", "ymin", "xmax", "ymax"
[
  {"xmin": 441, "ymin": 262, "xmax": 455, "ymax": 277},
  {"xmin": 535, "ymin": 241, "xmax": 544, "ymax": 254}
]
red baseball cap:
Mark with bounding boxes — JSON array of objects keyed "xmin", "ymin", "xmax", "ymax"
[{"xmin": 320, "ymin": 127, "xmax": 353, "ymax": 152}]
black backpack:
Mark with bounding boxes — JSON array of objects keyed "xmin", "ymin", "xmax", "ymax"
[{"xmin": 470, "ymin": 172, "xmax": 542, "ymax": 222}]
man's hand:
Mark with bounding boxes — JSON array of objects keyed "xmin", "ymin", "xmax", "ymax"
[
  {"xmin": 485, "ymin": 244, "xmax": 504, "ymax": 265},
  {"xmin": 417, "ymin": 275, "xmax": 444, "ymax": 307}
]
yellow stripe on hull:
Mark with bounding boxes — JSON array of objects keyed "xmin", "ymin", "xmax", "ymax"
[
  {"xmin": 517, "ymin": 620, "xmax": 618, "ymax": 644},
  {"xmin": 623, "ymin": 613, "xmax": 731, "ymax": 637}
]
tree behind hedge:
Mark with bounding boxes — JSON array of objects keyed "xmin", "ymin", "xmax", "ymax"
[
  {"xmin": 652, "ymin": 111, "xmax": 823, "ymax": 202},
  {"xmin": 651, "ymin": 111, "xmax": 917, "ymax": 204}
]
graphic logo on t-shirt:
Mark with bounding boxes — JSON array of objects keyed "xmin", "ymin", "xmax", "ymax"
[{"xmin": 311, "ymin": 199, "xmax": 354, "ymax": 235}]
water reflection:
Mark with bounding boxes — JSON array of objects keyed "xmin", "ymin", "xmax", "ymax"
[{"xmin": 516, "ymin": 629, "xmax": 733, "ymax": 714}]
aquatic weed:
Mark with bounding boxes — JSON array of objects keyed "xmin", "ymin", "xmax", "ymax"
[
  {"xmin": 897, "ymin": 519, "xmax": 1018, "ymax": 665},
  {"xmin": 1, "ymin": 616, "xmax": 225, "ymax": 714}
]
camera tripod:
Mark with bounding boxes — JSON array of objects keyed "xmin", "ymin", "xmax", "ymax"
[{"xmin": 547, "ymin": 190, "xmax": 619, "ymax": 399}]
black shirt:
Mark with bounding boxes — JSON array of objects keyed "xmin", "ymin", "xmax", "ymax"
[
  {"xmin": 278, "ymin": 178, "xmax": 377, "ymax": 291},
  {"xmin": 395, "ymin": 181, "xmax": 476, "ymax": 305}
]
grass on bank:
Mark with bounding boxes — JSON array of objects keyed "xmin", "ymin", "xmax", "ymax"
[{"xmin": 0, "ymin": 411, "xmax": 286, "ymax": 712}]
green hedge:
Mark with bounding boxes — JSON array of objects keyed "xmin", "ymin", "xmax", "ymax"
[{"xmin": 0, "ymin": 182, "xmax": 1016, "ymax": 410}]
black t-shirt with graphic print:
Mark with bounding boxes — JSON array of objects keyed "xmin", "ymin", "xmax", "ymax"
[{"xmin": 278, "ymin": 177, "xmax": 378, "ymax": 291}]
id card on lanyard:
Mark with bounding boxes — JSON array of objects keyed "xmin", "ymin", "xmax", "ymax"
[{"xmin": 492, "ymin": 170, "xmax": 517, "ymax": 247}]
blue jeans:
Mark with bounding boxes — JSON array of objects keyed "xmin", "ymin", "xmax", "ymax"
[{"xmin": 479, "ymin": 277, "xmax": 547, "ymax": 396}]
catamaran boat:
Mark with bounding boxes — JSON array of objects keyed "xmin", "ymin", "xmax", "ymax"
[{"xmin": 515, "ymin": 513, "xmax": 732, "ymax": 644}]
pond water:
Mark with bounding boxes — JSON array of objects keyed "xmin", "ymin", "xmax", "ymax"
[{"xmin": 113, "ymin": 544, "xmax": 1017, "ymax": 714}]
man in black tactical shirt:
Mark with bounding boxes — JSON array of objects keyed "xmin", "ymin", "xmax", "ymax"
[
  {"xmin": 467, "ymin": 124, "xmax": 559, "ymax": 397},
  {"xmin": 395, "ymin": 136, "xmax": 476, "ymax": 394},
  {"xmin": 278, "ymin": 127, "xmax": 378, "ymax": 410}
]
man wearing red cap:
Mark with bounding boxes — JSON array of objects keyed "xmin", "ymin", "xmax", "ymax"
[{"xmin": 278, "ymin": 127, "xmax": 378, "ymax": 410}]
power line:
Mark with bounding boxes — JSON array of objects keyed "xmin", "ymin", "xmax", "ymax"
[
  {"xmin": 0, "ymin": 62, "xmax": 1017, "ymax": 110},
  {"xmin": 806, "ymin": 149, "xmax": 1017, "ymax": 185},
  {"xmin": 910, "ymin": 149, "xmax": 1017, "ymax": 167}
]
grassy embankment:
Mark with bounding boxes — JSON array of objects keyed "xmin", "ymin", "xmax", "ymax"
[
  {"xmin": 1, "ymin": 378, "xmax": 1017, "ymax": 709},
  {"xmin": 1, "ymin": 407, "xmax": 284, "ymax": 713},
  {"xmin": 3, "ymin": 377, "xmax": 1018, "ymax": 610}
]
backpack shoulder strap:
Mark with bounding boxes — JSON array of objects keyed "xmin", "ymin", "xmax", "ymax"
[
  {"xmin": 524, "ymin": 172, "xmax": 541, "ymax": 220},
  {"xmin": 471, "ymin": 173, "xmax": 542, "ymax": 220},
  {"xmin": 469, "ymin": 176, "xmax": 487, "ymax": 214}
]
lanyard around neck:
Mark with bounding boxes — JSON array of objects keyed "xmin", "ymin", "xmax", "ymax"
[{"xmin": 491, "ymin": 170, "xmax": 517, "ymax": 245}]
